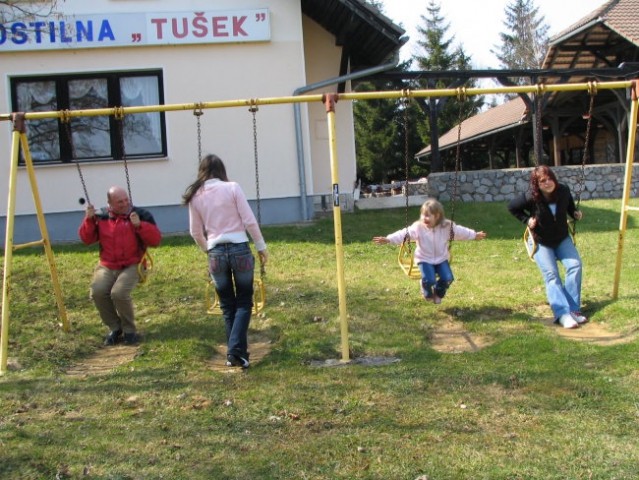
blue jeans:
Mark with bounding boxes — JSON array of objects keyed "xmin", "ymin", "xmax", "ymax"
[
  {"xmin": 532, "ymin": 236, "xmax": 582, "ymax": 319},
  {"xmin": 208, "ymin": 242, "xmax": 254, "ymax": 359},
  {"xmin": 418, "ymin": 261, "xmax": 454, "ymax": 298}
]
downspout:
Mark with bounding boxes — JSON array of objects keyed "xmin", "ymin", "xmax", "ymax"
[{"xmin": 293, "ymin": 57, "xmax": 401, "ymax": 221}]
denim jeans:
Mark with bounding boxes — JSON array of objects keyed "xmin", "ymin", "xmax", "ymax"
[
  {"xmin": 532, "ymin": 235, "xmax": 582, "ymax": 319},
  {"xmin": 418, "ymin": 260, "xmax": 454, "ymax": 298},
  {"xmin": 208, "ymin": 242, "xmax": 254, "ymax": 359}
]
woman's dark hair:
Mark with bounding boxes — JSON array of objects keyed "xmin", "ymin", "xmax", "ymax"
[
  {"xmin": 530, "ymin": 165, "xmax": 559, "ymax": 203},
  {"xmin": 182, "ymin": 154, "xmax": 229, "ymax": 204}
]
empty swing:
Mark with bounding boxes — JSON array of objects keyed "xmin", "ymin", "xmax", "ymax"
[
  {"xmin": 204, "ymin": 104, "xmax": 267, "ymax": 315},
  {"xmin": 523, "ymin": 82, "xmax": 595, "ymax": 261},
  {"xmin": 65, "ymin": 109, "xmax": 154, "ymax": 283}
]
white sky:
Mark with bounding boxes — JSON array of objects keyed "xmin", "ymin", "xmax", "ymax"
[{"xmin": 380, "ymin": 0, "xmax": 607, "ymax": 69}]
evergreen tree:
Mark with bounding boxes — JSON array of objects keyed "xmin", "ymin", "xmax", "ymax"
[
  {"xmin": 353, "ymin": 1, "xmax": 427, "ymax": 184},
  {"xmin": 493, "ymin": 0, "xmax": 550, "ymax": 74},
  {"xmin": 412, "ymin": 0, "xmax": 483, "ymax": 172},
  {"xmin": 353, "ymin": 62, "xmax": 427, "ymax": 184}
]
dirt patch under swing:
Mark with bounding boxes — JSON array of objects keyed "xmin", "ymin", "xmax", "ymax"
[
  {"xmin": 429, "ymin": 319, "xmax": 494, "ymax": 353},
  {"xmin": 206, "ymin": 335, "xmax": 273, "ymax": 373},
  {"xmin": 66, "ymin": 345, "xmax": 139, "ymax": 377}
]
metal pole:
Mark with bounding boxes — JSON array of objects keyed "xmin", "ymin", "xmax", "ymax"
[
  {"xmin": 612, "ymin": 80, "xmax": 639, "ymax": 299},
  {"xmin": 323, "ymin": 94, "xmax": 350, "ymax": 362},
  {"xmin": 1, "ymin": 126, "xmax": 22, "ymax": 375},
  {"xmin": 20, "ymin": 132, "xmax": 69, "ymax": 331}
]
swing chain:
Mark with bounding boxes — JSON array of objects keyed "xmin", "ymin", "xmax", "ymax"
[
  {"xmin": 249, "ymin": 101, "xmax": 265, "ymax": 278},
  {"xmin": 534, "ymin": 92, "xmax": 543, "ymax": 166},
  {"xmin": 401, "ymin": 94, "xmax": 412, "ymax": 249},
  {"xmin": 575, "ymin": 84, "xmax": 596, "ymax": 207},
  {"xmin": 62, "ymin": 110, "xmax": 91, "ymax": 205},
  {"xmin": 449, "ymin": 89, "xmax": 465, "ymax": 244},
  {"xmin": 114, "ymin": 107, "xmax": 133, "ymax": 203},
  {"xmin": 194, "ymin": 103, "xmax": 203, "ymax": 163}
]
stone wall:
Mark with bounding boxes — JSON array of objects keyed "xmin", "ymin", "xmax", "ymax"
[{"xmin": 425, "ymin": 164, "xmax": 639, "ymax": 202}]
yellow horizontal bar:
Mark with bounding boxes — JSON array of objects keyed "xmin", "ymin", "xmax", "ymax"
[
  {"xmin": 0, "ymin": 80, "xmax": 633, "ymax": 122},
  {"xmin": 626, "ymin": 206, "xmax": 639, "ymax": 212},
  {"xmin": 13, "ymin": 240, "xmax": 45, "ymax": 250}
]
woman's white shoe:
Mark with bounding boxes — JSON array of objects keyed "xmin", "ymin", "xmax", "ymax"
[{"xmin": 558, "ymin": 313, "xmax": 579, "ymax": 329}]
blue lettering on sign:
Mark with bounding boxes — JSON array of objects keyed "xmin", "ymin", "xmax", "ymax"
[
  {"xmin": 0, "ymin": 18, "xmax": 115, "ymax": 47},
  {"xmin": 98, "ymin": 20, "xmax": 115, "ymax": 41},
  {"xmin": 12, "ymin": 22, "xmax": 28, "ymax": 44}
]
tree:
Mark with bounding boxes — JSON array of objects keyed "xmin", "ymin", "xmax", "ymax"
[
  {"xmin": 493, "ymin": 0, "xmax": 549, "ymax": 74},
  {"xmin": 353, "ymin": 1, "xmax": 428, "ymax": 185},
  {"xmin": 412, "ymin": 0, "xmax": 483, "ymax": 172},
  {"xmin": 354, "ymin": 61, "xmax": 427, "ymax": 185},
  {"xmin": 0, "ymin": 1, "xmax": 62, "ymax": 23}
]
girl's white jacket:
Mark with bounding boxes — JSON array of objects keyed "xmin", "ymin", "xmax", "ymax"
[{"xmin": 385, "ymin": 219, "xmax": 478, "ymax": 265}]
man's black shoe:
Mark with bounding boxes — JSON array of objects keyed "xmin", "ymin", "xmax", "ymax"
[
  {"xmin": 123, "ymin": 332, "xmax": 142, "ymax": 345},
  {"xmin": 104, "ymin": 329, "xmax": 123, "ymax": 346}
]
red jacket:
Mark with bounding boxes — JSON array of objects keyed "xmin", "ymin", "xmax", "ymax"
[{"xmin": 78, "ymin": 206, "xmax": 161, "ymax": 270}]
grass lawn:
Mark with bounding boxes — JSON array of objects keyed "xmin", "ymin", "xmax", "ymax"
[{"xmin": 1, "ymin": 199, "xmax": 638, "ymax": 479}]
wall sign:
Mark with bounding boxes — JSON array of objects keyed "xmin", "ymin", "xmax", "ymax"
[{"xmin": 0, "ymin": 9, "xmax": 271, "ymax": 52}]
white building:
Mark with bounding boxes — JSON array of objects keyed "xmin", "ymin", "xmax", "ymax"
[{"xmin": 0, "ymin": 0, "xmax": 405, "ymax": 245}]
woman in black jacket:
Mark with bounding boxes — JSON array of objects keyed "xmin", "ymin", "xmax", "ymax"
[{"xmin": 508, "ymin": 165, "xmax": 587, "ymax": 329}]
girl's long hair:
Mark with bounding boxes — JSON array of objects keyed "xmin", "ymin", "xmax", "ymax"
[
  {"xmin": 182, "ymin": 154, "xmax": 229, "ymax": 204},
  {"xmin": 530, "ymin": 165, "xmax": 559, "ymax": 203}
]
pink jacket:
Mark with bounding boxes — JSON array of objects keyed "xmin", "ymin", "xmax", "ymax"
[
  {"xmin": 386, "ymin": 220, "xmax": 478, "ymax": 264},
  {"xmin": 188, "ymin": 179, "xmax": 266, "ymax": 252}
]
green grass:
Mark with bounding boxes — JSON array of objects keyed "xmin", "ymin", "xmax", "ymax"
[{"xmin": 1, "ymin": 199, "xmax": 638, "ymax": 479}]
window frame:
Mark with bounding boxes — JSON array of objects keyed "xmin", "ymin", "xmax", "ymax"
[{"xmin": 10, "ymin": 69, "xmax": 167, "ymax": 165}]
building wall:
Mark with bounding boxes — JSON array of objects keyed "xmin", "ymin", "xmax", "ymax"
[{"xmin": 0, "ymin": 0, "xmax": 358, "ymax": 245}]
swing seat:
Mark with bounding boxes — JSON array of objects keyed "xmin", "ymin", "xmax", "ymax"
[
  {"xmin": 137, "ymin": 250, "xmax": 154, "ymax": 284},
  {"xmin": 524, "ymin": 220, "xmax": 577, "ymax": 262},
  {"xmin": 397, "ymin": 240, "xmax": 421, "ymax": 280},
  {"xmin": 205, "ymin": 277, "xmax": 266, "ymax": 315},
  {"xmin": 523, "ymin": 227, "xmax": 537, "ymax": 261}
]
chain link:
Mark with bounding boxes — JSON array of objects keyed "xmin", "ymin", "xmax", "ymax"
[
  {"xmin": 63, "ymin": 110, "xmax": 91, "ymax": 205},
  {"xmin": 249, "ymin": 103, "xmax": 265, "ymax": 277},
  {"xmin": 114, "ymin": 109, "xmax": 133, "ymax": 203},
  {"xmin": 194, "ymin": 104, "xmax": 203, "ymax": 163}
]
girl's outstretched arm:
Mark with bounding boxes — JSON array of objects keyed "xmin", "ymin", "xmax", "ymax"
[
  {"xmin": 372, "ymin": 236, "xmax": 390, "ymax": 245},
  {"xmin": 475, "ymin": 231, "xmax": 487, "ymax": 240}
]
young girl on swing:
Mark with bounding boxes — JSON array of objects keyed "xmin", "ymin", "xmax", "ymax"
[{"xmin": 373, "ymin": 198, "xmax": 486, "ymax": 304}]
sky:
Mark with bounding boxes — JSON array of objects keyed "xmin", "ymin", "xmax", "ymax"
[{"xmin": 380, "ymin": 0, "xmax": 607, "ymax": 69}]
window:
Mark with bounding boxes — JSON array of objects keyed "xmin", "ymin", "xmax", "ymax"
[{"xmin": 11, "ymin": 70, "xmax": 166, "ymax": 164}]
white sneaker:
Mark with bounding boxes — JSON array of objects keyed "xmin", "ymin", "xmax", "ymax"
[
  {"xmin": 557, "ymin": 313, "xmax": 579, "ymax": 329},
  {"xmin": 571, "ymin": 311, "xmax": 588, "ymax": 324}
]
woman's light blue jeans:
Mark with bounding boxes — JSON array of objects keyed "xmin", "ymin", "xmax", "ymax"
[
  {"xmin": 532, "ymin": 235, "xmax": 582, "ymax": 319},
  {"xmin": 208, "ymin": 242, "xmax": 254, "ymax": 359},
  {"xmin": 418, "ymin": 260, "xmax": 454, "ymax": 298}
]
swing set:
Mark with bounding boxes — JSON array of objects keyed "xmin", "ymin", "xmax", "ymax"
[
  {"xmin": 63, "ymin": 108, "xmax": 154, "ymax": 283},
  {"xmin": 522, "ymin": 83, "xmax": 596, "ymax": 261},
  {"xmin": 397, "ymin": 89, "xmax": 466, "ymax": 278},
  {"xmin": 195, "ymin": 103, "xmax": 267, "ymax": 315},
  {"xmin": 1, "ymin": 80, "xmax": 638, "ymax": 374}
]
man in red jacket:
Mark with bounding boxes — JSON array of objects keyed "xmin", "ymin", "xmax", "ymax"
[{"xmin": 79, "ymin": 186, "xmax": 162, "ymax": 346}]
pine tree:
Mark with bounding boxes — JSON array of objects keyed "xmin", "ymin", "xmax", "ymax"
[
  {"xmin": 353, "ymin": 1, "xmax": 427, "ymax": 184},
  {"xmin": 493, "ymin": 0, "xmax": 549, "ymax": 74},
  {"xmin": 412, "ymin": 0, "xmax": 483, "ymax": 172}
]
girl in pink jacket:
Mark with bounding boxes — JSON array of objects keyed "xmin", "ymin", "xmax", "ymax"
[{"xmin": 373, "ymin": 198, "xmax": 486, "ymax": 304}]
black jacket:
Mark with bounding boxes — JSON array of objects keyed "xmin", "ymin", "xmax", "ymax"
[{"xmin": 508, "ymin": 183, "xmax": 578, "ymax": 248}]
